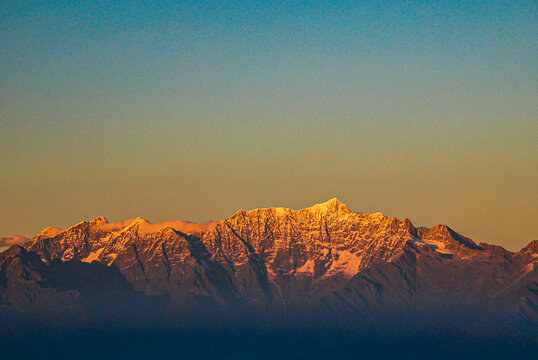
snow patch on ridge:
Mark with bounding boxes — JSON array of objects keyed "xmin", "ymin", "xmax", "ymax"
[
  {"xmin": 83, "ymin": 248, "xmax": 104, "ymax": 263},
  {"xmin": 325, "ymin": 250, "xmax": 362, "ymax": 277},
  {"xmin": 369, "ymin": 212, "xmax": 385, "ymax": 218},
  {"xmin": 271, "ymin": 207, "xmax": 290, "ymax": 218},
  {"xmin": 296, "ymin": 259, "xmax": 315, "ymax": 275},
  {"xmin": 94, "ymin": 218, "xmax": 140, "ymax": 233},
  {"xmin": 106, "ymin": 217, "xmax": 216, "ymax": 236},
  {"xmin": 136, "ymin": 219, "xmax": 216, "ymax": 235},
  {"xmin": 36, "ymin": 226, "xmax": 63, "ymax": 238},
  {"xmin": 409, "ymin": 238, "xmax": 453, "ymax": 255},
  {"xmin": 309, "ymin": 198, "xmax": 350, "ymax": 212}
]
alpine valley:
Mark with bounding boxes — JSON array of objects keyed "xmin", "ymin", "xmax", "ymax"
[{"xmin": 1, "ymin": 199, "xmax": 537, "ymax": 359}]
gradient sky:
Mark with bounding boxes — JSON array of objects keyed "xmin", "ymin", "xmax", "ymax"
[{"xmin": 1, "ymin": 1, "xmax": 536, "ymax": 251}]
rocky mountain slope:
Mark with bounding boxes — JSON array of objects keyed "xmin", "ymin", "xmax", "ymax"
[{"xmin": 1, "ymin": 199, "xmax": 537, "ymax": 357}]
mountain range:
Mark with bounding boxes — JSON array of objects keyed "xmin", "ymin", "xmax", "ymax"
[{"xmin": 1, "ymin": 199, "xmax": 536, "ymax": 359}]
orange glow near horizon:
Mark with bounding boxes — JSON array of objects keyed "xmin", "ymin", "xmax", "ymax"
[{"xmin": 1, "ymin": 1, "xmax": 536, "ymax": 252}]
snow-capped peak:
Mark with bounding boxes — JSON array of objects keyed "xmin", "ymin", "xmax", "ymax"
[{"xmin": 307, "ymin": 198, "xmax": 351, "ymax": 213}]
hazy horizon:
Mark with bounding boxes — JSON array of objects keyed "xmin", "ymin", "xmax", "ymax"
[{"xmin": 2, "ymin": 1, "xmax": 537, "ymax": 252}]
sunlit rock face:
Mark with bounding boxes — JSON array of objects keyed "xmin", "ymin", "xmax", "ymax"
[
  {"xmin": 17, "ymin": 198, "xmax": 536, "ymax": 329},
  {"xmin": 19, "ymin": 199, "xmax": 435, "ymax": 305},
  {"xmin": 1, "ymin": 198, "xmax": 536, "ymax": 359}
]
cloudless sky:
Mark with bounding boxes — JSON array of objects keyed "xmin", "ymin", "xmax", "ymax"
[{"xmin": 1, "ymin": 0, "xmax": 537, "ymax": 251}]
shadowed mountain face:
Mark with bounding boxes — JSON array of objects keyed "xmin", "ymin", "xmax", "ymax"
[
  {"xmin": 0, "ymin": 246, "xmax": 168, "ymax": 329},
  {"xmin": 2, "ymin": 199, "xmax": 537, "ymax": 359}
]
